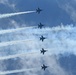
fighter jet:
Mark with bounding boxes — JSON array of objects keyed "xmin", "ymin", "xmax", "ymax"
[
  {"xmin": 41, "ymin": 64, "xmax": 48, "ymax": 71},
  {"xmin": 40, "ymin": 48, "xmax": 47, "ymax": 55},
  {"xmin": 38, "ymin": 23, "xmax": 44, "ymax": 29},
  {"xmin": 36, "ymin": 8, "xmax": 42, "ymax": 14},
  {"xmin": 40, "ymin": 36, "xmax": 46, "ymax": 42}
]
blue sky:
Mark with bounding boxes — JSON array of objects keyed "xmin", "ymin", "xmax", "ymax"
[
  {"xmin": 0, "ymin": 0, "xmax": 75, "ymax": 28},
  {"xmin": 0, "ymin": 0, "xmax": 76, "ymax": 75}
]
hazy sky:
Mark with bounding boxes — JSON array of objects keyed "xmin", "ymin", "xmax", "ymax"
[{"xmin": 0, "ymin": 0, "xmax": 76, "ymax": 75}]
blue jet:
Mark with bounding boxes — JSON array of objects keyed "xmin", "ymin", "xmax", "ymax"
[
  {"xmin": 40, "ymin": 36, "xmax": 46, "ymax": 42},
  {"xmin": 36, "ymin": 8, "xmax": 42, "ymax": 14},
  {"xmin": 41, "ymin": 64, "xmax": 48, "ymax": 71},
  {"xmin": 38, "ymin": 23, "xmax": 44, "ymax": 29},
  {"xmin": 40, "ymin": 48, "xmax": 48, "ymax": 55}
]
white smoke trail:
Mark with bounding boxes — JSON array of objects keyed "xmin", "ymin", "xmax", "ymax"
[
  {"xmin": 0, "ymin": 26, "xmax": 36, "ymax": 35},
  {"xmin": 0, "ymin": 68, "xmax": 39, "ymax": 75},
  {"xmin": 0, "ymin": 25, "xmax": 76, "ymax": 56},
  {"xmin": 0, "ymin": 49, "xmax": 56, "ymax": 60},
  {"xmin": 0, "ymin": 24, "xmax": 73, "ymax": 35},
  {"xmin": 0, "ymin": 23, "xmax": 73, "ymax": 35},
  {"xmin": 0, "ymin": 25, "xmax": 76, "ymax": 53},
  {"xmin": 0, "ymin": 11, "xmax": 35, "ymax": 19},
  {"xmin": 0, "ymin": 52, "xmax": 40, "ymax": 60},
  {"xmin": 0, "ymin": 47, "xmax": 67, "ymax": 60},
  {"xmin": 0, "ymin": 39, "xmax": 33, "ymax": 47},
  {"xmin": 0, "ymin": 25, "xmax": 75, "ymax": 75},
  {"xmin": 0, "ymin": 46, "xmax": 73, "ymax": 60},
  {"xmin": 0, "ymin": 26, "xmax": 76, "ymax": 54}
]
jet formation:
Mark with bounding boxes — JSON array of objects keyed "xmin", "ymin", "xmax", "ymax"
[
  {"xmin": 36, "ymin": 7, "xmax": 48, "ymax": 71},
  {"xmin": 40, "ymin": 48, "xmax": 47, "ymax": 55},
  {"xmin": 36, "ymin": 8, "xmax": 42, "ymax": 14}
]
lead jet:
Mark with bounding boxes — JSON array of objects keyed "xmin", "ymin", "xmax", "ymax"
[
  {"xmin": 36, "ymin": 8, "xmax": 42, "ymax": 14},
  {"xmin": 41, "ymin": 64, "xmax": 48, "ymax": 71},
  {"xmin": 40, "ymin": 48, "xmax": 47, "ymax": 55},
  {"xmin": 40, "ymin": 36, "xmax": 46, "ymax": 42},
  {"xmin": 38, "ymin": 23, "xmax": 44, "ymax": 29}
]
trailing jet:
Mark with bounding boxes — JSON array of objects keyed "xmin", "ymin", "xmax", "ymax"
[
  {"xmin": 36, "ymin": 8, "xmax": 42, "ymax": 14},
  {"xmin": 40, "ymin": 48, "xmax": 47, "ymax": 55},
  {"xmin": 41, "ymin": 64, "xmax": 48, "ymax": 71},
  {"xmin": 38, "ymin": 23, "xmax": 44, "ymax": 29},
  {"xmin": 40, "ymin": 36, "xmax": 46, "ymax": 42}
]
